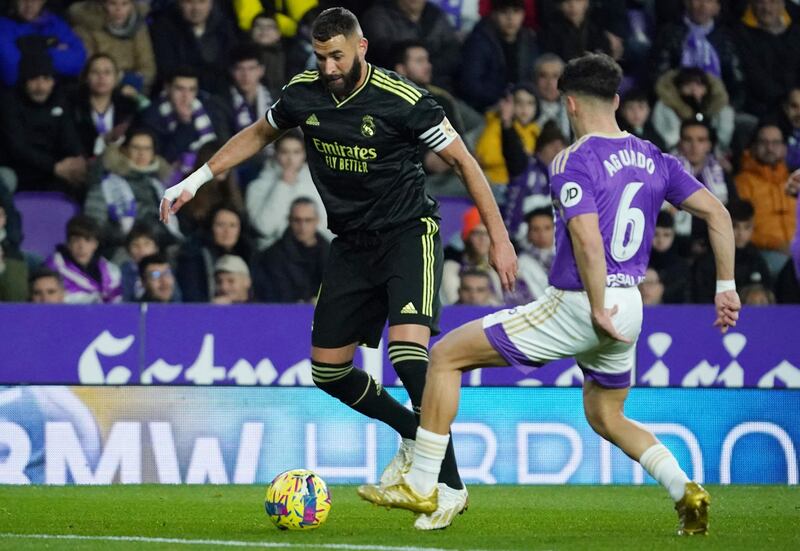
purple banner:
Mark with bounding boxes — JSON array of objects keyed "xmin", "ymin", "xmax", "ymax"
[{"xmin": 0, "ymin": 304, "xmax": 798, "ymax": 388}]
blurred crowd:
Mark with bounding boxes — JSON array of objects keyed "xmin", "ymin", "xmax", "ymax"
[{"xmin": 0, "ymin": 0, "xmax": 798, "ymax": 307}]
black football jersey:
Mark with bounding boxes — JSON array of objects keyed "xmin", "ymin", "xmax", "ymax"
[{"xmin": 266, "ymin": 64, "xmax": 458, "ymax": 234}]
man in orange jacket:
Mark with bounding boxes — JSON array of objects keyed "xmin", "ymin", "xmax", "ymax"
[{"xmin": 735, "ymin": 123, "xmax": 797, "ymax": 274}]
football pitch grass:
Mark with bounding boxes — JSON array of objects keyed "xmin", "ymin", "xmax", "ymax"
[{"xmin": 0, "ymin": 485, "xmax": 797, "ymax": 550}]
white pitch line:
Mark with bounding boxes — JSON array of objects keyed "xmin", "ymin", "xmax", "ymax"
[{"xmin": 0, "ymin": 533, "xmax": 502, "ymax": 551}]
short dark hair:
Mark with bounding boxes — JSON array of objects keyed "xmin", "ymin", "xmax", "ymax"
[
  {"xmin": 229, "ymin": 42, "xmax": 263, "ymax": 67},
  {"xmin": 29, "ymin": 268, "xmax": 63, "ymax": 288},
  {"xmin": 289, "ymin": 197, "xmax": 318, "ymax": 216},
  {"xmin": 679, "ymin": 118, "xmax": 716, "ymax": 146},
  {"xmin": 728, "ymin": 200, "xmax": 755, "ymax": 223},
  {"xmin": 123, "ymin": 126, "xmax": 158, "ymax": 150},
  {"xmin": 524, "ymin": 207, "xmax": 554, "ymax": 224},
  {"xmin": 621, "ymin": 87, "xmax": 650, "ymax": 106},
  {"xmin": 656, "ymin": 210, "xmax": 674, "ymax": 229},
  {"xmin": 460, "ymin": 268, "xmax": 492, "ymax": 283},
  {"xmin": 535, "ymin": 120, "xmax": 567, "ymax": 153},
  {"xmin": 491, "ymin": 0, "xmax": 525, "ymax": 12},
  {"xmin": 558, "ymin": 53, "xmax": 622, "ymax": 101},
  {"xmin": 125, "ymin": 221, "xmax": 159, "ymax": 249},
  {"xmin": 66, "ymin": 215, "xmax": 101, "ymax": 241},
  {"xmin": 311, "ymin": 7, "xmax": 361, "ymax": 42},
  {"xmin": 674, "ymin": 67, "xmax": 709, "ymax": 89},
  {"xmin": 752, "ymin": 122, "xmax": 785, "ymax": 146},
  {"xmin": 139, "ymin": 253, "xmax": 170, "ymax": 277},
  {"xmin": 389, "ymin": 39, "xmax": 427, "ymax": 69},
  {"xmin": 168, "ymin": 65, "xmax": 199, "ymax": 84}
]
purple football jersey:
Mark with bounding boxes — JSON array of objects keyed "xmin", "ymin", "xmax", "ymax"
[{"xmin": 548, "ymin": 132, "xmax": 703, "ymax": 290}]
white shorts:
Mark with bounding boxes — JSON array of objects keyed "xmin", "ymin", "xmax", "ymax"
[{"xmin": 482, "ymin": 286, "xmax": 643, "ymax": 388}]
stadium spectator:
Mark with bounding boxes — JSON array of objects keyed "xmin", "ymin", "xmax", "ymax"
[
  {"xmin": 84, "ymin": 127, "xmax": 179, "ymax": 259},
  {"xmin": 69, "ymin": 0, "xmax": 157, "ymax": 95},
  {"xmin": 45, "ymin": 214, "xmax": 122, "ymax": 304},
  {"xmin": 455, "ymin": 268, "xmax": 499, "ymax": 305},
  {"xmin": 538, "ymin": 0, "xmax": 613, "ymax": 63},
  {"xmin": 230, "ymin": 0, "xmax": 318, "ymax": 37},
  {"xmin": 692, "ymin": 200, "xmax": 771, "ymax": 302},
  {"xmin": 361, "ymin": 0, "xmax": 460, "ymax": 90},
  {"xmin": 212, "ymin": 254, "xmax": 253, "ymax": 304},
  {"xmin": 649, "ymin": 211, "xmax": 691, "ymax": 303},
  {"xmin": 458, "ymin": 0, "xmax": 538, "ymax": 112},
  {"xmin": 0, "ymin": 0, "xmax": 87, "ymax": 87},
  {"xmin": 0, "ymin": 239, "xmax": 28, "ymax": 301},
  {"xmin": 176, "ymin": 140, "xmax": 244, "ymax": 237},
  {"xmin": 735, "ymin": 0, "xmax": 800, "ymax": 118},
  {"xmin": 476, "ymin": 83, "xmax": 539, "ymax": 185},
  {"xmin": 515, "ymin": 207, "xmax": 555, "ymax": 302},
  {"xmin": 776, "ymin": 167, "xmax": 800, "ymax": 302},
  {"xmin": 638, "ymin": 267, "xmax": 665, "ymax": 305},
  {"xmin": 253, "ymin": 197, "xmax": 329, "ymax": 303},
  {"xmin": 616, "ymin": 88, "xmax": 667, "ymax": 151},
  {"xmin": 246, "ymin": 130, "xmax": 328, "ymax": 250},
  {"xmin": 138, "ymin": 252, "xmax": 179, "ymax": 303},
  {"xmin": 740, "ymin": 282, "xmax": 776, "ymax": 304},
  {"xmin": 249, "ymin": 12, "xmax": 287, "ymax": 97},
  {"xmin": 441, "ymin": 207, "xmax": 503, "ymax": 305},
  {"xmin": 650, "ymin": 0, "xmax": 744, "ymax": 109},
  {"xmin": 28, "ymin": 268, "xmax": 65, "ymax": 303},
  {"xmin": 533, "ymin": 54, "xmax": 571, "ymax": 139},
  {"xmin": 218, "ymin": 43, "xmax": 273, "ymax": 185},
  {"xmin": 735, "ymin": 123, "xmax": 797, "ymax": 273},
  {"xmin": 176, "ymin": 204, "xmax": 253, "ymax": 302},
  {"xmin": 139, "ymin": 67, "xmax": 230, "ymax": 175},
  {"xmin": 776, "ymin": 86, "xmax": 800, "ymax": 171},
  {"xmin": 0, "ymin": 51, "xmax": 87, "ymax": 195},
  {"xmin": 651, "ymin": 67, "xmax": 734, "ymax": 151},
  {"xmin": 392, "ymin": 40, "xmax": 470, "ymax": 136},
  {"xmin": 149, "ymin": 0, "xmax": 239, "ymax": 95},
  {"xmin": 69, "ymin": 53, "xmax": 139, "ymax": 157},
  {"xmin": 673, "ymin": 119, "xmax": 734, "ymax": 255},
  {"xmin": 0, "ymin": 186, "xmax": 22, "ymax": 260},
  {"xmin": 120, "ymin": 222, "xmax": 159, "ymax": 302},
  {"xmin": 502, "ymin": 120, "xmax": 566, "ymax": 242}
]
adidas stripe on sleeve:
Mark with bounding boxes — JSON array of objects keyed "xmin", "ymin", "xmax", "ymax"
[{"xmin": 418, "ymin": 117, "xmax": 459, "ymax": 153}]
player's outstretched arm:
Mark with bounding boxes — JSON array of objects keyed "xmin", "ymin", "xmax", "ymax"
[
  {"xmin": 159, "ymin": 119, "xmax": 282, "ymax": 223},
  {"xmin": 436, "ymin": 137, "xmax": 518, "ymax": 291},
  {"xmin": 680, "ymin": 188, "xmax": 741, "ymax": 333},
  {"xmin": 568, "ymin": 213, "xmax": 631, "ymax": 343}
]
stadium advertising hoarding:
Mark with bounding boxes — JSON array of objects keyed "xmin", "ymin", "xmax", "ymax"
[
  {"xmin": 0, "ymin": 304, "xmax": 798, "ymax": 388},
  {"xmin": 0, "ymin": 387, "xmax": 796, "ymax": 486}
]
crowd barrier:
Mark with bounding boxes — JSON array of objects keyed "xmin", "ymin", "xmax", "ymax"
[{"xmin": 1, "ymin": 304, "xmax": 798, "ymax": 388}]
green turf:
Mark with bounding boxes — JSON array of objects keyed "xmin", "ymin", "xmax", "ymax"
[{"xmin": 0, "ymin": 485, "xmax": 798, "ymax": 550}]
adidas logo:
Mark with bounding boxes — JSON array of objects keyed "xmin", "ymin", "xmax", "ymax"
[
  {"xmin": 400, "ymin": 302, "xmax": 418, "ymax": 315},
  {"xmin": 305, "ymin": 114, "xmax": 320, "ymax": 126}
]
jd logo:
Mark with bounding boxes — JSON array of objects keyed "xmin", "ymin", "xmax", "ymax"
[
  {"xmin": 361, "ymin": 115, "xmax": 376, "ymax": 137},
  {"xmin": 560, "ymin": 182, "xmax": 582, "ymax": 208}
]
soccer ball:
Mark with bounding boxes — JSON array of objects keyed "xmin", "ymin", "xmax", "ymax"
[{"xmin": 264, "ymin": 469, "xmax": 332, "ymax": 530}]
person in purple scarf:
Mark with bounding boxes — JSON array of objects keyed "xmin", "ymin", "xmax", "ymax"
[{"xmin": 45, "ymin": 214, "xmax": 122, "ymax": 304}]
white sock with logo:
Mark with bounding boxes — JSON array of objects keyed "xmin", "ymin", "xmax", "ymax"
[
  {"xmin": 639, "ymin": 443, "xmax": 691, "ymax": 502},
  {"xmin": 405, "ymin": 427, "xmax": 449, "ymax": 496}
]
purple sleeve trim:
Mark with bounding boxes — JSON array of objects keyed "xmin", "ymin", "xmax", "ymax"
[{"xmin": 579, "ymin": 365, "xmax": 632, "ymax": 389}]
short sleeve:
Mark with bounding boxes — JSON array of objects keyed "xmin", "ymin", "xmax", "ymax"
[
  {"xmin": 266, "ymin": 85, "xmax": 300, "ymax": 130},
  {"xmin": 663, "ymin": 154, "xmax": 704, "ymax": 207},
  {"xmin": 550, "ymin": 152, "xmax": 597, "ymax": 222},
  {"xmin": 407, "ymin": 96, "xmax": 458, "ymax": 152}
]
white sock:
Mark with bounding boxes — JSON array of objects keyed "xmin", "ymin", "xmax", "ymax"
[
  {"xmin": 405, "ymin": 427, "xmax": 449, "ymax": 496},
  {"xmin": 639, "ymin": 443, "xmax": 691, "ymax": 502}
]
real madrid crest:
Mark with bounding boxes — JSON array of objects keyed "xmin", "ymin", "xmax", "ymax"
[{"xmin": 361, "ymin": 115, "xmax": 376, "ymax": 138}]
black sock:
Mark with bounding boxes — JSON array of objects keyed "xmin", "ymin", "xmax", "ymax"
[
  {"xmin": 312, "ymin": 360, "xmax": 417, "ymax": 439},
  {"xmin": 388, "ymin": 341, "xmax": 464, "ymax": 490}
]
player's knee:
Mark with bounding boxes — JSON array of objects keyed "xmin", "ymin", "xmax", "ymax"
[
  {"xmin": 429, "ymin": 337, "xmax": 460, "ymax": 373},
  {"xmin": 311, "ymin": 362, "xmax": 355, "ymax": 396}
]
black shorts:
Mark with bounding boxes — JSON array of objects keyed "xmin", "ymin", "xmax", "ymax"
[{"xmin": 312, "ymin": 217, "xmax": 443, "ymax": 349}]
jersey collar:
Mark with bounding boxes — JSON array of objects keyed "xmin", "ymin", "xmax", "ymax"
[{"xmin": 331, "ymin": 63, "xmax": 373, "ymax": 108}]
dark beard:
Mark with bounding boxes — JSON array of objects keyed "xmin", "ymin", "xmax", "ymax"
[{"xmin": 323, "ymin": 57, "xmax": 362, "ymax": 98}]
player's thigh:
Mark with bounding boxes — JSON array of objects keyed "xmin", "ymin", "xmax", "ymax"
[
  {"xmin": 384, "ymin": 217, "xmax": 443, "ymax": 332},
  {"xmin": 430, "ymin": 319, "xmax": 508, "ymax": 373},
  {"xmin": 312, "ymin": 240, "xmax": 387, "ymax": 349},
  {"xmin": 311, "ymin": 343, "xmax": 359, "ymax": 364},
  {"xmin": 582, "ymin": 378, "xmax": 630, "ymax": 425}
]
